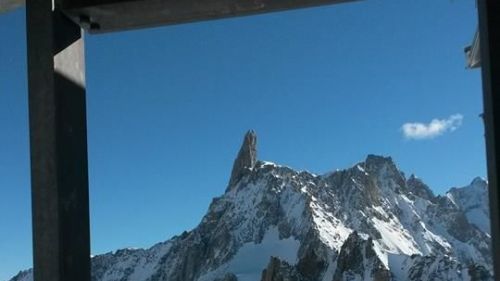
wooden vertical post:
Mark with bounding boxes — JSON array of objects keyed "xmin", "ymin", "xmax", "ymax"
[
  {"xmin": 478, "ymin": 0, "xmax": 500, "ymax": 279},
  {"xmin": 26, "ymin": 3, "xmax": 91, "ymax": 281}
]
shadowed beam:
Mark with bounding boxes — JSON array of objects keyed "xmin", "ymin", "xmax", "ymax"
[
  {"xmin": 59, "ymin": 0, "xmax": 359, "ymax": 33},
  {"xmin": 26, "ymin": 2, "xmax": 91, "ymax": 281}
]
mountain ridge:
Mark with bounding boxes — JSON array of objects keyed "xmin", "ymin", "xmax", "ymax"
[{"xmin": 9, "ymin": 131, "xmax": 492, "ymax": 281}]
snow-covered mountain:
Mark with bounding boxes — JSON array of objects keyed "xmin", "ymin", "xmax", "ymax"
[{"xmin": 10, "ymin": 131, "xmax": 493, "ymax": 281}]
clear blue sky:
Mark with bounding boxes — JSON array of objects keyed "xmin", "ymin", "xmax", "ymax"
[{"xmin": 0, "ymin": 1, "xmax": 485, "ymax": 280}]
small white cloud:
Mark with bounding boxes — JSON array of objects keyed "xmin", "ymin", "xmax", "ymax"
[{"xmin": 401, "ymin": 114, "xmax": 463, "ymax": 140}]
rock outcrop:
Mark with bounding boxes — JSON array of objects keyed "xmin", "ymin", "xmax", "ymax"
[
  {"xmin": 333, "ymin": 232, "xmax": 390, "ymax": 281},
  {"xmin": 406, "ymin": 174, "xmax": 435, "ymax": 201},
  {"xmin": 227, "ymin": 130, "xmax": 257, "ymax": 189},
  {"xmin": 260, "ymin": 257, "xmax": 301, "ymax": 281}
]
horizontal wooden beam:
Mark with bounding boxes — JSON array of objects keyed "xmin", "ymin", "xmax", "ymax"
[{"xmin": 59, "ymin": 0, "xmax": 358, "ymax": 33}]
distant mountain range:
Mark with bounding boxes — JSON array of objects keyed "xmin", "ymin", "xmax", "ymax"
[{"xmin": 10, "ymin": 131, "xmax": 493, "ymax": 281}]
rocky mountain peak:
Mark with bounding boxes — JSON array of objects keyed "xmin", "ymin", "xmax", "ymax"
[
  {"xmin": 364, "ymin": 154, "xmax": 394, "ymax": 166},
  {"xmin": 362, "ymin": 154, "xmax": 398, "ymax": 175},
  {"xmin": 360, "ymin": 154, "xmax": 406, "ymax": 188},
  {"xmin": 471, "ymin": 176, "xmax": 488, "ymax": 188},
  {"xmin": 407, "ymin": 174, "xmax": 435, "ymax": 201},
  {"xmin": 228, "ymin": 130, "xmax": 258, "ymax": 189}
]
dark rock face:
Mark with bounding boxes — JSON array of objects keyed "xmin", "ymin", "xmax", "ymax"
[
  {"xmin": 260, "ymin": 257, "xmax": 302, "ymax": 281},
  {"xmin": 404, "ymin": 255, "xmax": 493, "ymax": 281},
  {"xmin": 215, "ymin": 273, "xmax": 238, "ymax": 281},
  {"xmin": 406, "ymin": 174, "xmax": 435, "ymax": 201},
  {"xmin": 228, "ymin": 130, "xmax": 257, "ymax": 189},
  {"xmin": 296, "ymin": 247, "xmax": 326, "ymax": 281},
  {"xmin": 468, "ymin": 264, "xmax": 493, "ymax": 281},
  {"xmin": 363, "ymin": 155, "xmax": 406, "ymax": 191},
  {"xmin": 333, "ymin": 232, "xmax": 390, "ymax": 281}
]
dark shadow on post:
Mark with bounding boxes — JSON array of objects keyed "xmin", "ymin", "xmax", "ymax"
[{"xmin": 54, "ymin": 71, "xmax": 91, "ymax": 281}]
